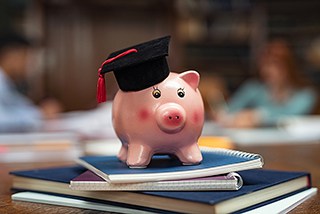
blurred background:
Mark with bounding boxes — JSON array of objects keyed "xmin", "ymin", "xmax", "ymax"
[
  {"xmin": 2, "ymin": 0, "xmax": 320, "ymax": 112},
  {"xmin": 1, "ymin": 0, "xmax": 320, "ymax": 200}
]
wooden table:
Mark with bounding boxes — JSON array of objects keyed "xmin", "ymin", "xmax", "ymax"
[{"xmin": 1, "ymin": 143, "xmax": 319, "ymax": 213}]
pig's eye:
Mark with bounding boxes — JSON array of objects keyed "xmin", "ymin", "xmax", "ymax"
[
  {"xmin": 177, "ymin": 88, "xmax": 185, "ymax": 98},
  {"xmin": 152, "ymin": 88, "xmax": 161, "ymax": 99}
]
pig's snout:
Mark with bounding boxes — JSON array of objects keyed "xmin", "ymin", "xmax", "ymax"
[{"xmin": 156, "ymin": 103, "xmax": 186, "ymax": 134}]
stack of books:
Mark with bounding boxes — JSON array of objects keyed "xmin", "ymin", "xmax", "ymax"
[
  {"xmin": 0, "ymin": 131, "xmax": 82, "ymax": 163},
  {"xmin": 10, "ymin": 147, "xmax": 316, "ymax": 213}
]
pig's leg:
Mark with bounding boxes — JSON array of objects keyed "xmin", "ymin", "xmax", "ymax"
[
  {"xmin": 175, "ymin": 143, "xmax": 202, "ymax": 165},
  {"xmin": 126, "ymin": 143, "xmax": 152, "ymax": 168},
  {"xmin": 117, "ymin": 144, "xmax": 128, "ymax": 163}
]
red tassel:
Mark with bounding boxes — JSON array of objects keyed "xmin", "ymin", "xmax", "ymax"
[
  {"xmin": 97, "ymin": 71, "xmax": 106, "ymax": 103},
  {"xmin": 96, "ymin": 48, "xmax": 138, "ymax": 103}
]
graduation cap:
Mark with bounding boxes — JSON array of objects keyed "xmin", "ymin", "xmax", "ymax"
[{"xmin": 97, "ymin": 36, "xmax": 171, "ymax": 103}]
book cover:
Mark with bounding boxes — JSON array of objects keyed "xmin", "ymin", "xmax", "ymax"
[
  {"xmin": 10, "ymin": 166, "xmax": 311, "ymax": 214},
  {"xmin": 76, "ymin": 148, "xmax": 264, "ymax": 183},
  {"xmin": 70, "ymin": 170, "xmax": 243, "ymax": 191}
]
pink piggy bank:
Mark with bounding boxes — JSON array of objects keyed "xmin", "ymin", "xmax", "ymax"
[{"xmin": 112, "ymin": 70, "xmax": 204, "ymax": 168}]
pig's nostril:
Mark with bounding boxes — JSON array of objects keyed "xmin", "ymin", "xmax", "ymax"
[{"xmin": 168, "ymin": 115, "xmax": 180, "ymax": 120}]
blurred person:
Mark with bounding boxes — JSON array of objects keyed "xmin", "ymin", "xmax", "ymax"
[
  {"xmin": 0, "ymin": 32, "xmax": 61, "ymax": 132},
  {"xmin": 305, "ymin": 37, "xmax": 320, "ymax": 114},
  {"xmin": 218, "ymin": 39, "xmax": 317, "ymax": 128}
]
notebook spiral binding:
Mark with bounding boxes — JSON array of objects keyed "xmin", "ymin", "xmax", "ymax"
[{"xmin": 201, "ymin": 147, "xmax": 264, "ymax": 165}]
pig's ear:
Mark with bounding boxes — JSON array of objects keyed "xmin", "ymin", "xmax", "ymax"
[{"xmin": 178, "ymin": 70, "xmax": 200, "ymax": 90}]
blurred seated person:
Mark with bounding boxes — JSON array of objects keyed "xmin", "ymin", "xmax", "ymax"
[
  {"xmin": 0, "ymin": 32, "xmax": 62, "ymax": 132},
  {"xmin": 305, "ymin": 37, "xmax": 320, "ymax": 114},
  {"xmin": 218, "ymin": 39, "xmax": 317, "ymax": 128}
]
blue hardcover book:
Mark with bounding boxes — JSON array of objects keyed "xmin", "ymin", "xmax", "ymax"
[
  {"xmin": 76, "ymin": 148, "xmax": 264, "ymax": 183},
  {"xmin": 10, "ymin": 167, "xmax": 311, "ymax": 214}
]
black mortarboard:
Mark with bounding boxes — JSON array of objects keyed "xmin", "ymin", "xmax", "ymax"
[{"xmin": 97, "ymin": 36, "xmax": 171, "ymax": 103}]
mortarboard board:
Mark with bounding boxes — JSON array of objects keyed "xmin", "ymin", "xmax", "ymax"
[{"xmin": 97, "ymin": 36, "xmax": 171, "ymax": 103}]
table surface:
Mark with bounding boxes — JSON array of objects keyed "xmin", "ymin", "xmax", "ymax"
[{"xmin": 0, "ymin": 143, "xmax": 319, "ymax": 213}]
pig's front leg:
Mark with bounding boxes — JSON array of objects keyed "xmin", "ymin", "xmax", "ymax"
[
  {"xmin": 175, "ymin": 143, "xmax": 202, "ymax": 165},
  {"xmin": 117, "ymin": 144, "xmax": 128, "ymax": 163},
  {"xmin": 126, "ymin": 143, "xmax": 153, "ymax": 168}
]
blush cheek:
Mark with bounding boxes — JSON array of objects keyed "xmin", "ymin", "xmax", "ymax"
[
  {"xmin": 192, "ymin": 110, "xmax": 203, "ymax": 124},
  {"xmin": 138, "ymin": 108, "xmax": 150, "ymax": 121}
]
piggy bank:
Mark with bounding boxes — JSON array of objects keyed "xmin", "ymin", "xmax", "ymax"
[{"xmin": 112, "ymin": 70, "xmax": 204, "ymax": 168}]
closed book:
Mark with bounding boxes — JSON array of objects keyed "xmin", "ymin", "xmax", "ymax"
[
  {"xmin": 12, "ymin": 188, "xmax": 317, "ymax": 214},
  {"xmin": 10, "ymin": 166, "xmax": 311, "ymax": 214},
  {"xmin": 76, "ymin": 148, "xmax": 264, "ymax": 183},
  {"xmin": 70, "ymin": 170, "xmax": 243, "ymax": 191}
]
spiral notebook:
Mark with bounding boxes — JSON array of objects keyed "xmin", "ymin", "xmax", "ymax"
[
  {"xmin": 70, "ymin": 171, "xmax": 243, "ymax": 191},
  {"xmin": 76, "ymin": 148, "xmax": 264, "ymax": 183}
]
